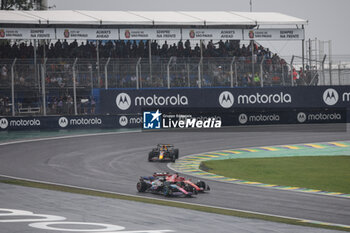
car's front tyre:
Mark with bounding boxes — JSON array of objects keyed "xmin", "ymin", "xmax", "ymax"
[
  {"xmin": 137, "ymin": 181, "xmax": 148, "ymax": 192},
  {"xmin": 148, "ymin": 152, "xmax": 154, "ymax": 162}
]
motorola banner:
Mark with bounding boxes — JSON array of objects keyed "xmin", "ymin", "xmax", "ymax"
[
  {"xmin": 295, "ymin": 109, "xmax": 346, "ymax": 124},
  {"xmin": 0, "ymin": 109, "xmax": 346, "ymax": 131},
  {"xmin": 99, "ymin": 86, "xmax": 350, "ymax": 114},
  {"xmin": 118, "ymin": 115, "xmax": 143, "ymax": 128},
  {"xmin": 0, "ymin": 117, "xmax": 42, "ymax": 130},
  {"xmin": 57, "ymin": 116, "xmax": 106, "ymax": 129},
  {"xmin": 100, "ymin": 89, "xmax": 199, "ymax": 114},
  {"xmin": 140, "ymin": 107, "xmax": 347, "ymax": 128},
  {"xmin": 236, "ymin": 111, "xmax": 283, "ymax": 125},
  {"xmin": 0, "ymin": 115, "xmax": 137, "ymax": 130},
  {"xmin": 235, "ymin": 108, "xmax": 346, "ymax": 126}
]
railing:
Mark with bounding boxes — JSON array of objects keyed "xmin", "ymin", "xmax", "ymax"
[
  {"xmin": 0, "ymin": 56, "xmax": 349, "ymax": 117},
  {"xmin": 0, "ymin": 57, "xmax": 327, "ymax": 89}
]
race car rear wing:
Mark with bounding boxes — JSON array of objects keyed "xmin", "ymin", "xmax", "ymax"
[
  {"xmin": 153, "ymin": 172, "xmax": 170, "ymax": 177},
  {"xmin": 157, "ymin": 144, "xmax": 174, "ymax": 148}
]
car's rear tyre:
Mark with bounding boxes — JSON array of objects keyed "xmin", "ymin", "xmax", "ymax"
[
  {"xmin": 137, "ymin": 181, "xmax": 148, "ymax": 192},
  {"xmin": 185, "ymin": 185, "xmax": 197, "ymax": 195},
  {"xmin": 174, "ymin": 149, "xmax": 179, "ymax": 159}
]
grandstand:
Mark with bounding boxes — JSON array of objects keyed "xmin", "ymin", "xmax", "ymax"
[{"xmin": 0, "ymin": 10, "xmax": 314, "ymax": 116}]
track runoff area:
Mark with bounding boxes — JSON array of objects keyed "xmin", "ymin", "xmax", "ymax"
[{"xmin": 0, "ymin": 129, "xmax": 349, "ymax": 232}]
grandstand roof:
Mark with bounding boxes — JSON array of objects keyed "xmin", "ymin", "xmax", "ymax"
[{"xmin": 0, "ymin": 10, "xmax": 307, "ymax": 27}]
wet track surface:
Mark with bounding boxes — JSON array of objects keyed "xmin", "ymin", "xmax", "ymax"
[
  {"xmin": 0, "ymin": 182, "xmax": 345, "ymax": 233},
  {"xmin": 0, "ymin": 124, "xmax": 349, "ymax": 225}
]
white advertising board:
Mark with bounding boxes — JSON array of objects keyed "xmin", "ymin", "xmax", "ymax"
[
  {"xmin": 56, "ymin": 28, "xmax": 119, "ymax": 40},
  {"xmin": 0, "ymin": 28, "xmax": 55, "ymax": 39},
  {"xmin": 182, "ymin": 29, "xmax": 243, "ymax": 40},
  {"xmin": 244, "ymin": 28, "xmax": 304, "ymax": 40}
]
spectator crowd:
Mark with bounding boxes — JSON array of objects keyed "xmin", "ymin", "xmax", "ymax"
[
  {"xmin": 0, "ymin": 39, "xmax": 273, "ymax": 60},
  {"xmin": 0, "ymin": 39, "xmax": 317, "ymax": 116}
]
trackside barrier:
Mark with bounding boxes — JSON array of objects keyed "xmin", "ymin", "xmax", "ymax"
[
  {"xmin": 0, "ymin": 108, "xmax": 348, "ymax": 131},
  {"xmin": 0, "ymin": 115, "xmax": 141, "ymax": 131},
  {"xmin": 99, "ymin": 86, "xmax": 350, "ymax": 115}
]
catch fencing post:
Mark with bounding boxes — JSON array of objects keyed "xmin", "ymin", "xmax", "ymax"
[
  {"xmin": 328, "ymin": 40, "xmax": 332, "ymax": 85},
  {"xmin": 321, "ymin": 55, "xmax": 327, "ymax": 85},
  {"xmin": 251, "ymin": 40, "xmax": 255, "ymax": 76},
  {"xmin": 290, "ymin": 56, "xmax": 294, "ymax": 86},
  {"xmin": 34, "ymin": 39, "xmax": 38, "ymax": 88},
  {"xmin": 198, "ymin": 57, "xmax": 202, "ymax": 88},
  {"xmin": 136, "ymin": 57, "xmax": 141, "ymax": 89},
  {"xmin": 234, "ymin": 59, "xmax": 238, "ymax": 86},
  {"xmin": 281, "ymin": 63, "xmax": 285, "ymax": 86},
  {"xmin": 104, "ymin": 57, "xmax": 111, "ymax": 90},
  {"xmin": 149, "ymin": 40, "xmax": 152, "ymax": 85},
  {"xmin": 187, "ymin": 63, "xmax": 190, "ymax": 87},
  {"xmin": 11, "ymin": 58, "xmax": 17, "ymax": 116},
  {"xmin": 167, "ymin": 57, "xmax": 175, "ymax": 89},
  {"xmin": 41, "ymin": 58, "xmax": 47, "ymax": 116},
  {"xmin": 230, "ymin": 57, "xmax": 235, "ymax": 87},
  {"xmin": 260, "ymin": 56, "xmax": 265, "ymax": 87},
  {"xmin": 89, "ymin": 64, "xmax": 93, "ymax": 93},
  {"xmin": 72, "ymin": 58, "xmax": 78, "ymax": 115},
  {"xmin": 338, "ymin": 63, "xmax": 341, "ymax": 85},
  {"xmin": 96, "ymin": 42, "xmax": 101, "ymax": 88}
]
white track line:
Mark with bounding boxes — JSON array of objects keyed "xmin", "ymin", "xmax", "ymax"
[
  {"xmin": 0, "ymin": 130, "xmax": 141, "ymax": 146},
  {"xmin": 1, "ymin": 131, "xmax": 349, "ymax": 229}
]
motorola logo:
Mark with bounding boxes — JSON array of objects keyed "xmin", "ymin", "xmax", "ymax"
[
  {"xmin": 297, "ymin": 112, "xmax": 306, "ymax": 123},
  {"xmin": 219, "ymin": 91, "xmax": 234, "ymax": 108},
  {"xmin": 119, "ymin": 116, "xmax": 128, "ymax": 126},
  {"xmin": 323, "ymin": 88, "xmax": 339, "ymax": 106},
  {"xmin": 58, "ymin": 117, "xmax": 69, "ymax": 128},
  {"xmin": 238, "ymin": 113, "xmax": 248, "ymax": 124},
  {"xmin": 0, "ymin": 118, "xmax": 8, "ymax": 129},
  {"xmin": 116, "ymin": 93, "xmax": 131, "ymax": 110}
]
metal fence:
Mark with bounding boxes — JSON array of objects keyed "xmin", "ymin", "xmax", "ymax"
[
  {"xmin": 289, "ymin": 55, "xmax": 350, "ymax": 86},
  {"xmin": 0, "ymin": 56, "xmax": 349, "ymax": 116}
]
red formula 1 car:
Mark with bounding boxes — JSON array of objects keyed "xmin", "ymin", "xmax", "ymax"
[
  {"xmin": 136, "ymin": 173, "xmax": 194, "ymax": 197},
  {"xmin": 166, "ymin": 173, "xmax": 210, "ymax": 193},
  {"xmin": 153, "ymin": 172, "xmax": 210, "ymax": 193}
]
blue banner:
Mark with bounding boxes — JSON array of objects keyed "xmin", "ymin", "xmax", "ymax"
[
  {"xmin": 0, "ymin": 108, "xmax": 347, "ymax": 131},
  {"xmin": 99, "ymin": 86, "xmax": 350, "ymax": 114},
  {"xmin": 0, "ymin": 115, "xmax": 139, "ymax": 130}
]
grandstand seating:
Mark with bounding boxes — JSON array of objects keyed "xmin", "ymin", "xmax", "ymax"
[{"xmin": 0, "ymin": 39, "xmax": 313, "ymax": 116}]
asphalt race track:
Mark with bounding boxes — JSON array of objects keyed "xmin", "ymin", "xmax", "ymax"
[
  {"xmin": 0, "ymin": 182, "xmax": 345, "ymax": 233},
  {"xmin": 0, "ymin": 124, "xmax": 349, "ymax": 226}
]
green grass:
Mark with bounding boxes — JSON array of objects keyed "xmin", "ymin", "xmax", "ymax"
[
  {"xmin": 202, "ymin": 156, "xmax": 350, "ymax": 193},
  {"xmin": 0, "ymin": 177, "xmax": 349, "ymax": 232}
]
